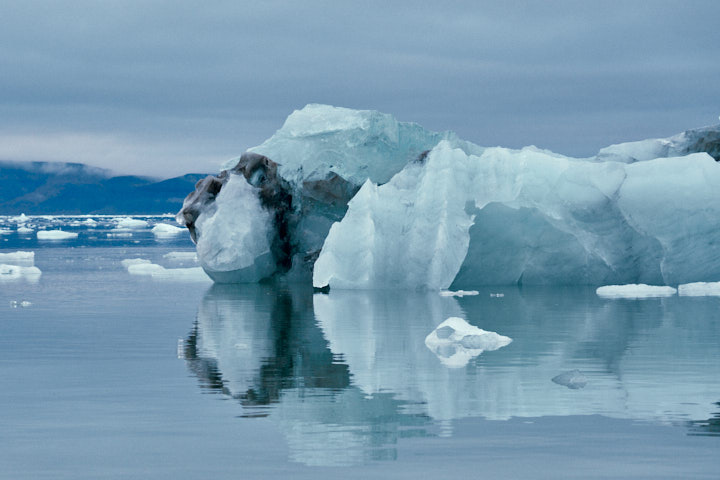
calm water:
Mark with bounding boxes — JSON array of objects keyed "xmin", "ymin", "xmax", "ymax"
[{"xmin": 0, "ymin": 216, "xmax": 718, "ymax": 478}]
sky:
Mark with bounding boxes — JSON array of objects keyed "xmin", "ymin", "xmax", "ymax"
[{"xmin": 1, "ymin": 0, "xmax": 719, "ymax": 178}]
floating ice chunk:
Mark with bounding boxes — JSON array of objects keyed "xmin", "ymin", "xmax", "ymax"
[
  {"xmin": 163, "ymin": 251, "xmax": 198, "ymax": 262},
  {"xmin": 0, "ymin": 228, "xmax": 12, "ymax": 235},
  {"xmin": 551, "ymin": 370, "xmax": 588, "ymax": 390},
  {"xmin": 152, "ymin": 223, "xmax": 185, "ymax": 238},
  {"xmin": 37, "ymin": 230, "xmax": 78, "ymax": 240},
  {"xmin": 439, "ymin": 290, "xmax": 479, "ymax": 297},
  {"xmin": 490, "ymin": 293, "xmax": 504, "ymax": 298},
  {"xmin": 0, "ymin": 251, "xmax": 34, "ymax": 267},
  {"xmin": 0, "ymin": 264, "xmax": 42, "ymax": 283},
  {"xmin": 596, "ymin": 284, "xmax": 677, "ymax": 299},
  {"xmin": 115, "ymin": 217, "xmax": 149, "ymax": 229},
  {"xmin": 126, "ymin": 261, "xmax": 210, "ymax": 282},
  {"xmin": 10, "ymin": 300, "xmax": 32, "ymax": 308},
  {"xmin": 17, "ymin": 226, "xmax": 33, "ymax": 234},
  {"xmin": 678, "ymin": 281, "xmax": 720, "ymax": 297},
  {"xmin": 11, "ymin": 213, "xmax": 29, "ymax": 223},
  {"xmin": 121, "ymin": 258, "xmax": 152, "ymax": 269},
  {"xmin": 424, "ymin": 317, "xmax": 512, "ymax": 368},
  {"xmin": 107, "ymin": 231, "xmax": 133, "ymax": 238},
  {"xmin": 82, "ymin": 218, "xmax": 98, "ymax": 227}
]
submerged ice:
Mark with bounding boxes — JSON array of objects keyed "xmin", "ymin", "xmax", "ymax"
[{"xmin": 177, "ymin": 104, "xmax": 720, "ymax": 288}]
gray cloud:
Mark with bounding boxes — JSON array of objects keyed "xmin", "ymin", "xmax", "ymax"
[{"xmin": 1, "ymin": 0, "xmax": 719, "ymax": 177}]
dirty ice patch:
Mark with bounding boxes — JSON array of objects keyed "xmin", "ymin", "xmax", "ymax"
[
  {"xmin": 552, "ymin": 370, "xmax": 588, "ymax": 390},
  {"xmin": 596, "ymin": 284, "xmax": 677, "ymax": 299},
  {"xmin": 424, "ymin": 317, "xmax": 512, "ymax": 368}
]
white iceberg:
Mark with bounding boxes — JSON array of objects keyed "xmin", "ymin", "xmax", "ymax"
[
  {"xmin": 424, "ymin": 317, "xmax": 512, "ymax": 368},
  {"xmin": 17, "ymin": 226, "xmax": 33, "ymax": 234},
  {"xmin": 121, "ymin": 258, "xmax": 152, "ymax": 269},
  {"xmin": 174, "ymin": 104, "xmax": 720, "ymax": 288},
  {"xmin": 114, "ymin": 217, "xmax": 148, "ymax": 229},
  {"xmin": 596, "ymin": 284, "xmax": 677, "ymax": 299},
  {"xmin": 151, "ymin": 223, "xmax": 185, "ymax": 238},
  {"xmin": 0, "ymin": 264, "xmax": 42, "ymax": 282},
  {"xmin": 678, "ymin": 281, "xmax": 720, "ymax": 296},
  {"xmin": 0, "ymin": 251, "xmax": 35, "ymax": 267},
  {"xmin": 0, "ymin": 228, "xmax": 12, "ymax": 235},
  {"xmin": 37, "ymin": 230, "xmax": 78, "ymax": 240}
]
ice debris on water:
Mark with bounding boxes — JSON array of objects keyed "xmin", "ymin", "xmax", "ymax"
[
  {"xmin": 596, "ymin": 284, "xmax": 677, "ymax": 299},
  {"xmin": 163, "ymin": 251, "xmax": 197, "ymax": 262},
  {"xmin": 439, "ymin": 290, "xmax": 479, "ymax": 297},
  {"xmin": 37, "ymin": 230, "xmax": 78, "ymax": 240},
  {"xmin": 552, "ymin": 370, "xmax": 588, "ymax": 390},
  {"xmin": 10, "ymin": 300, "xmax": 32, "ymax": 308},
  {"xmin": 424, "ymin": 317, "xmax": 512, "ymax": 368},
  {"xmin": 490, "ymin": 293, "xmax": 504, "ymax": 298}
]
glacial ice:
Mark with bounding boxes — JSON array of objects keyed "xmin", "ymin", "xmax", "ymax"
[
  {"xmin": 439, "ymin": 290, "xmax": 479, "ymax": 297},
  {"xmin": 551, "ymin": 370, "xmax": 588, "ymax": 390},
  {"xmin": 37, "ymin": 230, "xmax": 78, "ymax": 240},
  {"xmin": 122, "ymin": 257, "xmax": 210, "ymax": 282},
  {"xmin": 596, "ymin": 284, "xmax": 677, "ymax": 299},
  {"xmin": 177, "ymin": 104, "xmax": 720, "ymax": 288}
]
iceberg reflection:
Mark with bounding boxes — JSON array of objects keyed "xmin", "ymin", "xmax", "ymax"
[{"xmin": 183, "ymin": 285, "xmax": 720, "ymax": 465}]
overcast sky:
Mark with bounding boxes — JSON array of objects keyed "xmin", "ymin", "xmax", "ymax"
[{"xmin": 1, "ymin": 0, "xmax": 719, "ymax": 178}]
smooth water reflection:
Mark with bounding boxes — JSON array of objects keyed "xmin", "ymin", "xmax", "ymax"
[{"xmin": 184, "ymin": 284, "xmax": 720, "ymax": 466}]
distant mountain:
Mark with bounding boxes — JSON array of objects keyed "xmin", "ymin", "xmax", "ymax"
[{"xmin": 0, "ymin": 160, "xmax": 209, "ymax": 214}]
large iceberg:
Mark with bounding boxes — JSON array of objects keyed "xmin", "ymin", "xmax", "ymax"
[{"xmin": 178, "ymin": 104, "xmax": 720, "ymax": 288}]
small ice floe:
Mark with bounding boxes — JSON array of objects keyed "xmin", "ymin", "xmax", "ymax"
[
  {"xmin": 107, "ymin": 232, "xmax": 133, "ymax": 238},
  {"xmin": 82, "ymin": 218, "xmax": 98, "ymax": 227},
  {"xmin": 0, "ymin": 264, "xmax": 42, "ymax": 283},
  {"xmin": 596, "ymin": 284, "xmax": 677, "ymax": 299},
  {"xmin": 0, "ymin": 228, "xmax": 12, "ymax": 235},
  {"xmin": 0, "ymin": 251, "xmax": 35, "ymax": 267},
  {"xmin": 425, "ymin": 317, "xmax": 512, "ymax": 368},
  {"xmin": 490, "ymin": 293, "xmax": 504, "ymax": 298},
  {"xmin": 37, "ymin": 230, "xmax": 78, "ymax": 240},
  {"xmin": 678, "ymin": 281, "xmax": 720, "ymax": 297},
  {"xmin": 122, "ymin": 258, "xmax": 210, "ymax": 282},
  {"xmin": 17, "ymin": 226, "xmax": 34, "ymax": 234},
  {"xmin": 163, "ymin": 251, "xmax": 197, "ymax": 262},
  {"xmin": 551, "ymin": 370, "xmax": 588, "ymax": 390},
  {"xmin": 11, "ymin": 213, "xmax": 29, "ymax": 223},
  {"xmin": 439, "ymin": 290, "xmax": 479, "ymax": 297},
  {"xmin": 152, "ymin": 223, "xmax": 185, "ymax": 238},
  {"xmin": 10, "ymin": 300, "xmax": 32, "ymax": 308},
  {"xmin": 114, "ymin": 217, "xmax": 149, "ymax": 229}
]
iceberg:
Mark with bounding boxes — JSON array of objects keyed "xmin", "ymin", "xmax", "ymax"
[
  {"xmin": 114, "ymin": 217, "xmax": 148, "ymax": 229},
  {"xmin": 678, "ymin": 281, "xmax": 720, "ymax": 296},
  {"xmin": 177, "ymin": 104, "xmax": 720, "ymax": 288},
  {"xmin": 0, "ymin": 264, "xmax": 42, "ymax": 282},
  {"xmin": 121, "ymin": 257, "xmax": 210, "ymax": 282},
  {"xmin": 551, "ymin": 370, "xmax": 588, "ymax": 390}
]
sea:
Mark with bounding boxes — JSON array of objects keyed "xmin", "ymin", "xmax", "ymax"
[{"xmin": 1, "ymin": 215, "xmax": 718, "ymax": 479}]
